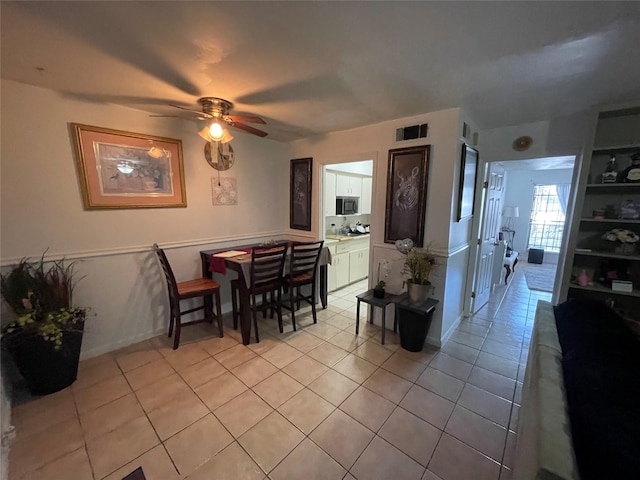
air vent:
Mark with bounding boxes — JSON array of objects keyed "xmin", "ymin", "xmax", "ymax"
[
  {"xmin": 462, "ymin": 122, "xmax": 471, "ymax": 139},
  {"xmin": 396, "ymin": 123, "xmax": 428, "ymax": 141}
]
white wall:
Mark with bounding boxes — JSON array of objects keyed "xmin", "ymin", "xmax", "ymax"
[
  {"xmin": 290, "ymin": 108, "xmax": 470, "ymax": 346},
  {"xmin": 326, "ymin": 160, "xmax": 373, "ymax": 176},
  {"xmin": 0, "ymin": 80, "xmax": 291, "ymax": 358},
  {"xmin": 503, "ymin": 168, "xmax": 574, "ymax": 256},
  {"xmin": 478, "ymin": 114, "xmax": 589, "ymax": 162}
]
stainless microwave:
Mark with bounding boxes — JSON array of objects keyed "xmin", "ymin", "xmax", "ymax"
[{"xmin": 336, "ymin": 197, "xmax": 358, "ymax": 215}]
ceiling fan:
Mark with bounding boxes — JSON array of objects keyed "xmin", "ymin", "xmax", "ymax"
[{"xmin": 164, "ymin": 97, "xmax": 268, "ymax": 139}]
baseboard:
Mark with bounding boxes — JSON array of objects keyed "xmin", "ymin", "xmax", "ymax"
[
  {"xmin": 80, "ymin": 326, "xmax": 167, "ymax": 360},
  {"xmin": 431, "ymin": 313, "xmax": 463, "ymax": 348}
]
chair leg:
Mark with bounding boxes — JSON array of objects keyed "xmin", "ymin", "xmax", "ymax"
[
  {"xmin": 251, "ymin": 296, "xmax": 260, "ymax": 343},
  {"xmin": 168, "ymin": 313, "xmax": 175, "ymax": 338},
  {"xmin": 289, "ymin": 288, "xmax": 297, "ymax": 332},
  {"xmin": 262, "ymin": 293, "xmax": 268, "ymax": 318},
  {"xmin": 173, "ymin": 313, "xmax": 181, "ymax": 350},
  {"xmin": 231, "ymin": 284, "xmax": 239, "ymax": 330},
  {"xmin": 311, "ymin": 283, "xmax": 318, "ymax": 324},
  {"xmin": 204, "ymin": 295, "xmax": 214, "ymax": 323},
  {"xmin": 276, "ymin": 288, "xmax": 284, "ymax": 334},
  {"xmin": 214, "ymin": 289, "xmax": 223, "ymax": 338}
]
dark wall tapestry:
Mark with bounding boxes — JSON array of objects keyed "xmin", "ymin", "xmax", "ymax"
[
  {"xmin": 290, "ymin": 157, "xmax": 312, "ymax": 231},
  {"xmin": 384, "ymin": 145, "xmax": 430, "ymax": 245}
]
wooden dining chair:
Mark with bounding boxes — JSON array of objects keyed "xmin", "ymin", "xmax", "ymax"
[
  {"xmin": 282, "ymin": 240, "xmax": 324, "ymax": 331},
  {"xmin": 230, "ymin": 242, "xmax": 288, "ymax": 342},
  {"xmin": 153, "ymin": 244, "xmax": 223, "ymax": 349}
]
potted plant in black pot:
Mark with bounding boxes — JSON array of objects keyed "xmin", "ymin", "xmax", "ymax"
[
  {"xmin": 1, "ymin": 253, "xmax": 89, "ymax": 396},
  {"xmin": 393, "ymin": 243, "xmax": 440, "ymax": 352}
]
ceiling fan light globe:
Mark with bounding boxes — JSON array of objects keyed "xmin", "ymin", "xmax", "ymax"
[
  {"xmin": 220, "ymin": 129, "xmax": 233, "ymax": 144},
  {"xmin": 208, "ymin": 121, "xmax": 224, "ymax": 141}
]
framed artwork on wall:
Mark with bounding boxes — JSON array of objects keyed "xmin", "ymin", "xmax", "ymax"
[
  {"xmin": 290, "ymin": 157, "xmax": 313, "ymax": 231},
  {"xmin": 384, "ymin": 145, "xmax": 430, "ymax": 245},
  {"xmin": 457, "ymin": 143, "xmax": 479, "ymax": 221},
  {"xmin": 71, "ymin": 123, "xmax": 186, "ymax": 209}
]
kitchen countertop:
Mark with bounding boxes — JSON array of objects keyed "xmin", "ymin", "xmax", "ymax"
[{"xmin": 326, "ymin": 233, "xmax": 370, "ymax": 241}]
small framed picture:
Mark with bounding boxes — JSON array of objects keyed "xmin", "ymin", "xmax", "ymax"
[{"xmin": 457, "ymin": 143, "xmax": 479, "ymax": 221}]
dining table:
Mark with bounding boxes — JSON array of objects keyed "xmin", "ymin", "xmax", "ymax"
[{"xmin": 200, "ymin": 240, "xmax": 330, "ymax": 345}]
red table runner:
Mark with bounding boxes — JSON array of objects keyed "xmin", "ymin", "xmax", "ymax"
[{"xmin": 209, "ymin": 248, "xmax": 252, "ymax": 275}]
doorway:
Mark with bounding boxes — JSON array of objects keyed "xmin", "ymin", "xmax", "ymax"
[
  {"xmin": 323, "ymin": 160, "xmax": 373, "ymax": 293},
  {"xmin": 467, "ymin": 156, "xmax": 576, "ymax": 314}
]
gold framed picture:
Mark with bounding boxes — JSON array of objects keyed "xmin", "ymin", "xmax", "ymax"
[{"xmin": 71, "ymin": 123, "xmax": 187, "ymax": 209}]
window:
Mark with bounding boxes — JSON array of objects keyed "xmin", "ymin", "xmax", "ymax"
[{"xmin": 527, "ymin": 184, "xmax": 566, "ymax": 253}]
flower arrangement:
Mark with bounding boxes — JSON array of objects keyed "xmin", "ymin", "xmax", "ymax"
[
  {"xmin": 403, "ymin": 245, "xmax": 438, "ymax": 285},
  {"xmin": 375, "ymin": 259, "xmax": 391, "ymax": 290},
  {"xmin": 1, "ymin": 253, "xmax": 88, "ymax": 350},
  {"xmin": 601, "ymin": 229, "xmax": 639, "ymax": 244}
]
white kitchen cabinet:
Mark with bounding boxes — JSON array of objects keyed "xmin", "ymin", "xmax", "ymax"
[
  {"xmin": 327, "ymin": 237, "xmax": 370, "ymax": 291},
  {"xmin": 325, "ymin": 171, "xmax": 336, "ymax": 216},
  {"xmin": 332, "ymin": 252, "xmax": 350, "ymax": 290},
  {"xmin": 349, "ymin": 248, "xmax": 370, "ymax": 283},
  {"xmin": 336, "ymin": 174, "xmax": 362, "ymax": 197},
  {"xmin": 360, "ymin": 177, "xmax": 372, "ymax": 214}
]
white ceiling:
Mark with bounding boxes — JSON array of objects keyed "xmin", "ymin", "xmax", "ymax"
[
  {"xmin": 2, "ymin": 1, "xmax": 639, "ymax": 142},
  {"xmin": 495, "ymin": 156, "xmax": 576, "ymax": 171}
]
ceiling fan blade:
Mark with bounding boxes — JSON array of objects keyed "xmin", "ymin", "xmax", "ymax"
[
  {"xmin": 228, "ymin": 122, "xmax": 268, "ymax": 138},
  {"xmin": 225, "ymin": 114, "xmax": 266, "ymax": 125},
  {"xmin": 149, "ymin": 114, "xmax": 180, "ymax": 118},
  {"xmin": 170, "ymin": 104, "xmax": 213, "ymax": 118}
]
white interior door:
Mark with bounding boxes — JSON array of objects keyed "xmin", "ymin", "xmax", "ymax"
[{"xmin": 471, "ymin": 164, "xmax": 504, "ymax": 313}]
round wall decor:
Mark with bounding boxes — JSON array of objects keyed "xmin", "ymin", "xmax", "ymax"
[
  {"xmin": 204, "ymin": 142, "xmax": 235, "ymax": 171},
  {"xmin": 512, "ymin": 135, "xmax": 533, "ymax": 151}
]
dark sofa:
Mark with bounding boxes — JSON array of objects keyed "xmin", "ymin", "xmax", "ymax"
[
  {"xmin": 554, "ymin": 299, "xmax": 640, "ymax": 480},
  {"xmin": 514, "ymin": 299, "xmax": 640, "ymax": 480}
]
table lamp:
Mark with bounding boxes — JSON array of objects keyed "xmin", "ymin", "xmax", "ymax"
[{"xmin": 502, "ymin": 206, "xmax": 519, "ymax": 254}]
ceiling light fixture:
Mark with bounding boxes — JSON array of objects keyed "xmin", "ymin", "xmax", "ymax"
[
  {"xmin": 209, "ymin": 121, "xmax": 224, "ymax": 141},
  {"xmin": 198, "ymin": 124, "xmax": 233, "ymax": 144}
]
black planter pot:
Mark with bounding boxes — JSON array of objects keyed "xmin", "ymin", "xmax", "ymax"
[
  {"xmin": 395, "ymin": 297, "xmax": 437, "ymax": 352},
  {"xmin": 398, "ymin": 314, "xmax": 431, "ymax": 352},
  {"xmin": 373, "ymin": 287, "xmax": 385, "ymax": 299},
  {"xmin": 3, "ymin": 324, "xmax": 84, "ymax": 396}
]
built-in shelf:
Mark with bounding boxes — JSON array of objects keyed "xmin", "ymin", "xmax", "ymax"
[
  {"xmin": 585, "ymin": 183, "xmax": 640, "ymax": 193},
  {"xmin": 569, "ymin": 283, "xmax": 640, "ymax": 298},
  {"xmin": 574, "ymin": 250, "xmax": 640, "ymax": 261},
  {"xmin": 580, "ymin": 218, "xmax": 640, "ymax": 224},
  {"xmin": 562, "ymin": 107, "xmax": 640, "ymax": 307},
  {"xmin": 593, "ymin": 145, "xmax": 640, "ymax": 154}
]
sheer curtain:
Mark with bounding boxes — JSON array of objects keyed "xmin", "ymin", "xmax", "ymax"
[{"xmin": 556, "ymin": 184, "xmax": 570, "ymax": 216}]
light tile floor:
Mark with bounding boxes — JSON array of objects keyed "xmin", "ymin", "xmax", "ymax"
[{"xmin": 7, "ymin": 264, "xmax": 553, "ymax": 480}]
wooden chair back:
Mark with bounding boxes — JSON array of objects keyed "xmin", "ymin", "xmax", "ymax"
[
  {"xmin": 153, "ymin": 243, "xmax": 179, "ymax": 302},
  {"xmin": 288, "ymin": 241, "xmax": 324, "ymax": 285},
  {"xmin": 250, "ymin": 243, "xmax": 288, "ymax": 293}
]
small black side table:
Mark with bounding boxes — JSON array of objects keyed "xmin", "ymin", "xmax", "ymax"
[
  {"xmin": 355, "ymin": 290, "xmax": 398, "ymax": 344},
  {"xmin": 393, "ymin": 293, "xmax": 439, "ymax": 352}
]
